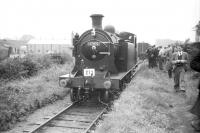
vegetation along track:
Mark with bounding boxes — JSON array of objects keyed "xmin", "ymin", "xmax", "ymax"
[{"xmin": 24, "ymin": 100, "xmax": 107, "ymax": 133}]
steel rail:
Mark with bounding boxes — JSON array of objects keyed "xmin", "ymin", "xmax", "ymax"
[
  {"xmin": 28, "ymin": 102, "xmax": 75, "ymax": 133},
  {"xmin": 120, "ymin": 60, "xmax": 144, "ymax": 81},
  {"xmin": 83, "ymin": 107, "xmax": 107, "ymax": 133}
]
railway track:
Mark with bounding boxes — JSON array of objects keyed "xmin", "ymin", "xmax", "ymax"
[{"xmin": 24, "ymin": 100, "xmax": 107, "ymax": 133}]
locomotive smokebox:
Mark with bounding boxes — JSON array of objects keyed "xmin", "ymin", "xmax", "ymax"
[{"xmin": 90, "ymin": 14, "xmax": 104, "ymax": 29}]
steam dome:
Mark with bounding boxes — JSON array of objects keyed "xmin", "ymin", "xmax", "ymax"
[{"xmin": 104, "ymin": 25, "xmax": 115, "ymax": 33}]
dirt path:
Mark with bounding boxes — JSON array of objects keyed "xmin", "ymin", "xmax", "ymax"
[{"xmin": 2, "ymin": 96, "xmax": 72, "ymax": 133}]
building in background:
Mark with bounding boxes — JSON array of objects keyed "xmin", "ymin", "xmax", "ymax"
[
  {"xmin": 138, "ymin": 42, "xmax": 151, "ymax": 53},
  {"xmin": 27, "ymin": 39, "xmax": 72, "ymax": 55},
  {"xmin": 0, "ymin": 39, "xmax": 27, "ymax": 57},
  {"xmin": 137, "ymin": 42, "xmax": 151, "ymax": 60},
  {"xmin": 155, "ymin": 39, "xmax": 183, "ymax": 47}
]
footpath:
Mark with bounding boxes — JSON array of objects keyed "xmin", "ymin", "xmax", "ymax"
[{"xmin": 96, "ymin": 63, "xmax": 199, "ymax": 133}]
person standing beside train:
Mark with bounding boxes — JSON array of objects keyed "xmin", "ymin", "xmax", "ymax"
[
  {"xmin": 146, "ymin": 47, "xmax": 153, "ymax": 68},
  {"xmin": 158, "ymin": 46, "xmax": 165, "ymax": 70},
  {"xmin": 165, "ymin": 45, "xmax": 173, "ymax": 78},
  {"xmin": 171, "ymin": 46, "xmax": 189, "ymax": 92},
  {"xmin": 153, "ymin": 46, "xmax": 159, "ymax": 68}
]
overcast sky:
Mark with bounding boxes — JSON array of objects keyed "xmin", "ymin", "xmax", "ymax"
[{"xmin": 0, "ymin": 0, "xmax": 199, "ymax": 44}]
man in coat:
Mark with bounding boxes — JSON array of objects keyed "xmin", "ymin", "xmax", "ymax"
[
  {"xmin": 190, "ymin": 42, "xmax": 200, "ymax": 131},
  {"xmin": 146, "ymin": 47, "xmax": 153, "ymax": 68},
  {"xmin": 158, "ymin": 46, "xmax": 165, "ymax": 70},
  {"xmin": 171, "ymin": 46, "xmax": 189, "ymax": 92},
  {"xmin": 165, "ymin": 46, "xmax": 173, "ymax": 78}
]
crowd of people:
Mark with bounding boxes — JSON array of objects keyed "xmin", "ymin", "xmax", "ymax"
[
  {"xmin": 146, "ymin": 43, "xmax": 200, "ymax": 131},
  {"xmin": 146, "ymin": 44, "xmax": 188, "ymax": 91}
]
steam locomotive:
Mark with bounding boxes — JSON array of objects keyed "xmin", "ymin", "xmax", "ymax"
[{"xmin": 59, "ymin": 14, "xmax": 138, "ymax": 102}]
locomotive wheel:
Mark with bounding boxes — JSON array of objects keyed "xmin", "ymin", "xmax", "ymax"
[
  {"xmin": 70, "ymin": 88, "xmax": 77, "ymax": 102},
  {"xmin": 120, "ymin": 81, "xmax": 126, "ymax": 91},
  {"xmin": 103, "ymin": 90, "xmax": 110, "ymax": 103},
  {"xmin": 77, "ymin": 87, "xmax": 82, "ymax": 100}
]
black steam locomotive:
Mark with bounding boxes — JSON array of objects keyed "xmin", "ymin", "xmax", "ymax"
[{"xmin": 59, "ymin": 14, "xmax": 138, "ymax": 102}]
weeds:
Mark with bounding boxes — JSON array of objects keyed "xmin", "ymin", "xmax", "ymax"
[{"xmin": 96, "ymin": 64, "xmax": 198, "ymax": 133}]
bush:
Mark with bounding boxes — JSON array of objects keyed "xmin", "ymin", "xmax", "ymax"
[
  {"xmin": 0, "ymin": 53, "xmax": 72, "ymax": 81},
  {"xmin": 50, "ymin": 53, "xmax": 73, "ymax": 65},
  {"xmin": 27, "ymin": 54, "xmax": 52, "ymax": 69},
  {"xmin": 138, "ymin": 53, "xmax": 147, "ymax": 60},
  {"xmin": 0, "ymin": 57, "xmax": 39, "ymax": 81},
  {"xmin": 0, "ymin": 58, "xmax": 26, "ymax": 80},
  {"xmin": 21, "ymin": 58, "xmax": 39, "ymax": 77}
]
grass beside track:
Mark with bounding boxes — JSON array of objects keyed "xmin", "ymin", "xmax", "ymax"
[
  {"xmin": 96, "ymin": 63, "xmax": 199, "ymax": 133},
  {"xmin": 0, "ymin": 63, "xmax": 72, "ymax": 131}
]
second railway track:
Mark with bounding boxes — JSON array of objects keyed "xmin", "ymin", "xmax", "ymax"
[{"xmin": 25, "ymin": 100, "xmax": 107, "ymax": 133}]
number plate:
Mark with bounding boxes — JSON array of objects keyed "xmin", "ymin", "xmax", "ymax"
[{"xmin": 84, "ymin": 69, "xmax": 95, "ymax": 77}]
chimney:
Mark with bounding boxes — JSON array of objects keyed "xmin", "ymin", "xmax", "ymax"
[{"xmin": 90, "ymin": 14, "xmax": 104, "ymax": 30}]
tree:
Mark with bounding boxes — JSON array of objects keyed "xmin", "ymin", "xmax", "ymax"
[
  {"xmin": 195, "ymin": 21, "xmax": 200, "ymax": 36},
  {"xmin": 20, "ymin": 34, "xmax": 34, "ymax": 43}
]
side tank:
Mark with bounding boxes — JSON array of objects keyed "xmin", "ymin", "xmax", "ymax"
[
  {"xmin": 127, "ymin": 41, "xmax": 137, "ymax": 69},
  {"xmin": 115, "ymin": 32, "xmax": 137, "ymax": 72}
]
